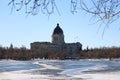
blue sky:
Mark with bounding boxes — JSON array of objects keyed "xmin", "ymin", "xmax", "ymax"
[{"xmin": 0, "ymin": 0, "xmax": 120, "ymax": 49}]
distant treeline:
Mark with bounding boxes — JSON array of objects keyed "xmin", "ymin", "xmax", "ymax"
[
  {"xmin": 0, "ymin": 44, "xmax": 120, "ymax": 60},
  {"xmin": 80, "ymin": 47, "xmax": 120, "ymax": 59}
]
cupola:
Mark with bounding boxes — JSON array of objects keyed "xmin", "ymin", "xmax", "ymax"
[
  {"xmin": 53, "ymin": 23, "xmax": 63, "ymax": 34},
  {"xmin": 52, "ymin": 23, "xmax": 65, "ymax": 44}
]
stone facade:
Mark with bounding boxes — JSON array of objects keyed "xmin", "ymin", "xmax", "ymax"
[{"xmin": 30, "ymin": 24, "xmax": 82, "ymax": 55}]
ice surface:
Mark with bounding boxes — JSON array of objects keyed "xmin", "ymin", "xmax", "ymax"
[
  {"xmin": 72, "ymin": 71, "xmax": 120, "ymax": 80},
  {"xmin": 0, "ymin": 59, "xmax": 120, "ymax": 80},
  {"xmin": 0, "ymin": 70, "xmax": 49, "ymax": 80},
  {"xmin": 33, "ymin": 61, "xmax": 63, "ymax": 70}
]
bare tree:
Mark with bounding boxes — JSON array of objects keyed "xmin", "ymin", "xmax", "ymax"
[
  {"xmin": 8, "ymin": 0, "xmax": 81, "ymax": 15},
  {"xmin": 80, "ymin": 0, "xmax": 120, "ymax": 24},
  {"xmin": 8, "ymin": 0, "xmax": 120, "ymax": 25},
  {"xmin": 8, "ymin": 0, "xmax": 60, "ymax": 15}
]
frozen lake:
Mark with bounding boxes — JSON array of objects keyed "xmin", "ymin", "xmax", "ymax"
[{"xmin": 0, "ymin": 59, "xmax": 120, "ymax": 80}]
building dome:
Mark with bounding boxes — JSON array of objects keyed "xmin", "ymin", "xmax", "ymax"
[
  {"xmin": 52, "ymin": 23, "xmax": 65, "ymax": 44},
  {"xmin": 53, "ymin": 24, "xmax": 63, "ymax": 34}
]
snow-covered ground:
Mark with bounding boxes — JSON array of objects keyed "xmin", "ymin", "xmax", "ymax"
[{"xmin": 0, "ymin": 59, "xmax": 120, "ymax": 80}]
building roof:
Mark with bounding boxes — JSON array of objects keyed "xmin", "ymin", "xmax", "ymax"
[{"xmin": 53, "ymin": 23, "xmax": 63, "ymax": 34}]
